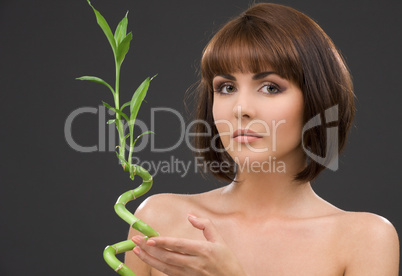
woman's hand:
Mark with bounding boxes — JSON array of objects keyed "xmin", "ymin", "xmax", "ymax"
[{"xmin": 131, "ymin": 215, "xmax": 248, "ymax": 276}]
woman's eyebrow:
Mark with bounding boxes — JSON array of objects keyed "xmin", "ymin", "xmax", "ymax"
[
  {"xmin": 215, "ymin": 71, "xmax": 277, "ymax": 81},
  {"xmin": 216, "ymin": 74, "xmax": 236, "ymax": 80},
  {"xmin": 252, "ymin": 71, "xmax": 276, "ymax": 80}
]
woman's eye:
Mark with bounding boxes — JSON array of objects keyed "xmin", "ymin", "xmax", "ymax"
[
  {"xmin": 261, "ymin": 84, "xmax": 280, "ymax": 94},
  {"xmin": 215, "ymin": 84, "xmax": 236, "ymax": 94},
  {"xmin": 222, "ymin": 85, "xmax": 235, "ymax": 93}
]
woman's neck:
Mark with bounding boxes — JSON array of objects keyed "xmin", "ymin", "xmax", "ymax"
[{"xmin": 219, "ymin": 152, "xmax": 319, "ymax": 219}]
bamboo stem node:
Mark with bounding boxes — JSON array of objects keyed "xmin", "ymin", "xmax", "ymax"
[
  {"xmin": 130, "ymin": 218, "xmax": 140, "ymax": 228},
  {"xmin": 115, "ymin": 263, "xmax": 124, "ymax": 272}
]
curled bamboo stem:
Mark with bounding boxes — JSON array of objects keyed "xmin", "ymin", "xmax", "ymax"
[{"xmin": 103, "ymin": 164, "xmax": 159, "ymax": 275}]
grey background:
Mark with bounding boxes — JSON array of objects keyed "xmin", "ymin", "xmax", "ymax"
[{"xmin": 1, "ymin": 0, "xmax": 401, "ymax": 275}]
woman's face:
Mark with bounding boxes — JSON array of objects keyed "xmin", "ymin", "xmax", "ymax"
[{"xmin": 212, "ymin": 70, "xmax": 305, "ymax": 170}]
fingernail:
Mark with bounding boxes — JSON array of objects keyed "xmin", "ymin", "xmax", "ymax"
[
  {"xmin": 146, "ymin": 239, "xmax": 156, "ymax": 246},
  {"xmin": 132, "ymin": 236, "xmax": 141, "ymax": 245},
  {"xmin": 187, "ymin": 213, "xmax": 197, "ymax": 219},
  {"xmin": 133, "ymin": 246, "xmax": 141, "ymax": 255}
]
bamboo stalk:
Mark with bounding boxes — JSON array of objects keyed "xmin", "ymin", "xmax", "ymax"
[
  {"xmin": 77, "ymin": 2, "xmax": 158, "ymax": 275},
  {"xmin": 103, "ymin": 165, "xmax": 159, "ymax": 275}
]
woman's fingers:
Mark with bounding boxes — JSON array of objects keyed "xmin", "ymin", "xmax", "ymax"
[
  {"xmin": 134, "ymin": 215, "xmax": 225, "ymax": 256},
  {"xmin": 146, "ymin": 236, "xmax": 204, "ymax": 255},
  {"xmin": 133, "ymin": 235, "xmax": 194, "ymax": 268},
  {"xmin": 133, "ymin": 243, "xmax": 182, "ymax": 275},
  {"xmin": 187, "ymin": 214, "xmax": 225, "ymax": 243}
]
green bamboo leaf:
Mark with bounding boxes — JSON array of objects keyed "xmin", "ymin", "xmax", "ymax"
[
  {"xmin": 114, "ymin": 11, "xmax": 128, "ymax": 45},
  {"xmin": 107, "ymin": 119, "xmax": 115, "ymax": 125},
  {"xmin": 116, "ymin": 32, "xmax": 133, "ymax": 65},
  {"xmin": 133, "ymin": 131, "xmax": 154, "ymax": 148},
  {"xmin": 128, "ymin": 77, "xmax": 154, "ymax": 151},
  {"xmin": 76, "ymin": 76, "xmax": 115, "ymax": 95},
  {"xmin": 150, "ymin": 74, "xmax": 158, "ymax": 81},
  {"xmin": 87, "ymin": 0, "xmax": 116, "ymax": 53},
  {"xmin": 130, "ymin": 77, "xmax": 151, "ymax": 122},
  {"xmin": 102, "ymin": 101, "xmax": 114, "ymax": 110},
  {"xmin": 102, "ymin": 101, "xmax": 129, "ymax": 122},
  {"xmin": 120, "ymin": 101, "xmax": 131, "ymax": 112}
]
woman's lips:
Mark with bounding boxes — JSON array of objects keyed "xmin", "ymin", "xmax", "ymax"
[
  {"xmin": 233, "ymin": 129, "xmax": 263, "ymax": 143},
  {"xmin": 234, "ymin": 135, "xmax": 262, "ymax": 143}
]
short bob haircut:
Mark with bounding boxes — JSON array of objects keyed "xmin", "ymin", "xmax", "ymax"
[{"xmin": 193, "ymin": 3, "xmax": 355, "ymax": 183}]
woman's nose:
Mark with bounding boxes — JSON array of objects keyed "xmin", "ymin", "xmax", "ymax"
[{"xmin": 232, "ymin": 92, "xmax": 256, "ymax": 119}]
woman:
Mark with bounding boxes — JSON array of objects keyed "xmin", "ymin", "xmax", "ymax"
[{"xmin": 125, "ymin": 3, "xmax": 399, "ymax": 275}]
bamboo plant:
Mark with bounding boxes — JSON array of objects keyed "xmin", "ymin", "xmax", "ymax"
[{"xmin": 77, "ymin": 1, "xmax": 159, "ymax": 275}]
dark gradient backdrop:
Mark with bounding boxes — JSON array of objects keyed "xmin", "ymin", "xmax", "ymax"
[{"xmin": 1, "ymin": 0, "xmax": 401, "ymax": 275}]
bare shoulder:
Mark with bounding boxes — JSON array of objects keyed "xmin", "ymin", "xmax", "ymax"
[
  {"xmin": 338, "ymin": 211, "xmax": 398, "ymax": 240},
  {"xmin": 135, "ymin": 193, "xmax": 188, "ymax": 216},
  {"xmin": 336, "ymin": 211, "xmax": 399, "ymax": 275},
  {"xmin": 135, "ymin": 192, "xmax": 207, "ymax": 216},
  {"xmin": 133, "ymin": 190, "xmax": 218, "ymax": 236},
  {"xmin": 134, "ymin": 193, "xmax": 188, "ymax": 229}
]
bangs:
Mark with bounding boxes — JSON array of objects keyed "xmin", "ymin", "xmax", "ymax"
[{"xmin": 201, "ymin": 15, "xmax": 302, "ymax": 85}]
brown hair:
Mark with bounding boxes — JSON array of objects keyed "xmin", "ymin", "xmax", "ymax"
[{"xmin": 193, "ymin": 3, "xmax": 355, "ymax": 183}]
